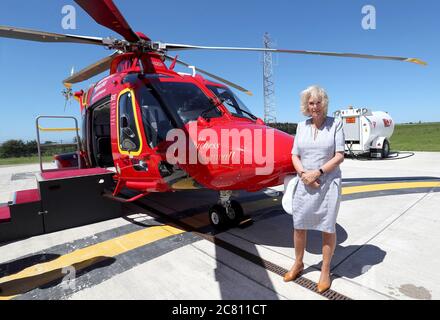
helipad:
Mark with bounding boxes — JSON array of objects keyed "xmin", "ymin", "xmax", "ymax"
[{"xmin": 0, "ymin": 152, "xmax": 439, "ymax": 300}]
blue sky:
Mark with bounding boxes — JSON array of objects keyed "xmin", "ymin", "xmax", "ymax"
[{"xmin": 1, "ymin": 0, "xmax": 439, "ymax": 142}]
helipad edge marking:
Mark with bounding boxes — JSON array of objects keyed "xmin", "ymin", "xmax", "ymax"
[{"xmin": 342, "ymin": 181, "xmax": 440, "ymax": 195}]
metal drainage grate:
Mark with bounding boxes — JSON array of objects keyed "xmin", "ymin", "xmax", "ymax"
[
  {"xmin": 215, "ymin": 236, "xmax": 352, "ymax": 300},
  {"xmin": 11, "ymin": 172, "xmax": 36, "ymax": 181}
]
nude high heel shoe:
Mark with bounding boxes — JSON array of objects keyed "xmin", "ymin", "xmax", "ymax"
[
  {"xmin": 317, "ymin": 274, "xmax": 331, "ymax": 293},
  {"xmin": 283, "ymin": 263, "xmax": 304, "ymax": 282}
]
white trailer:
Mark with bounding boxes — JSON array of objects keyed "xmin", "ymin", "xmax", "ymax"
[{"xmin": 334, "ymin": 107, "xmax": 394, "ymax": 158}]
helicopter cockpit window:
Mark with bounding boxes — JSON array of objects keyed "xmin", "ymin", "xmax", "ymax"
[
  {"xmin": 153, "ymin": 82, "xmax": 222, "ymax": 124},
  {"xmin": 207, "ymin": 85, "xmax": 256, "ymax": 121},
  {"xmin": 118, "ymin": 91, "xmax": 140, "ymax": 152},
  {"xmin": 137, "ymin": 86, "xmax": 175, "ymax": 148}
]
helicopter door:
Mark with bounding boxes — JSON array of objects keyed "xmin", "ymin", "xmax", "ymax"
[
  {"xmin": 91, "ymin": 97, "xmax": 113, "ymax": 168},
  {"xmin": 117, "ymin": 87, "xmax": 175, "ymax": 182},
  {"xmin": 117, "ymin": 89, "xmax": 143, "ymax": 156}
]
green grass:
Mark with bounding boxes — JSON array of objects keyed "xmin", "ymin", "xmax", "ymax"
[
  {"xmin": 390, "ymin": 122, "xmax": 440, "ymax": 152},
  {"xmin": 0, "ymin": 156, "xmax": 53, "ymax": 166}
]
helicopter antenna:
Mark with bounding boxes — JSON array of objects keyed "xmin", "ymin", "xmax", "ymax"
[
  {"xmin": 62, "ymin": 66, "xmax": 75, "ymax": 111},
  {"xmin": 188, "ymin": 66, "xmax": 196, "ymax": 77},
  {"xmin": 263, "ymin": 32, "xmax": 277, "ymax": 124},
  {"xmin": 62, "ymin": 87, "xmax": 73, "ymax": 112}
]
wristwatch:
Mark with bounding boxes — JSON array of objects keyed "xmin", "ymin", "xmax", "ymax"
[{"xmin": 319, "ymin": 168, "xmax": 325, "ymax": 175}]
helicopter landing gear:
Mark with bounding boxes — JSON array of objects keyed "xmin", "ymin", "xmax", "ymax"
[{"xmin": 209, "ymin": 191, "xmax": 246, "ymax": 230}]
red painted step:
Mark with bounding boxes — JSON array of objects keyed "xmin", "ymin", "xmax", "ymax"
[
  {"xmin": 15, "ymin": 189, "xmax": 41, "ymax": 205},
  {"xmin": 41, "ymin": 168, "xmax": 111, "ymax": 180},
  {"xmin": 0, "ymin": 205, "xmax": 11, "ymax": 223}
]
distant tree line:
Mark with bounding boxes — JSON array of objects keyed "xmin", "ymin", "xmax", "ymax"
[
  {"xmin": 0, "ymin": 139, "xmax": 77, "ymax": 158},
  {"xmin": 0, "ymin": 140, "xmax": 38, "ymax": 158},
  {"xmin": 267, "ymin": 122, "xmax": 298, "ymax": 135}
]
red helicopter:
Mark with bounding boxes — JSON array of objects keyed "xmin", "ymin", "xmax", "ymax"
[{"xmin": 0, "ymin": 0, "xmax": 426, "ymax": 229}]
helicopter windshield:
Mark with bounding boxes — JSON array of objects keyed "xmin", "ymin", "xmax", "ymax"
[
  {"xmin": 207, "ymin": 85, "xmax": 256, "ymax": 121},
  {"xmin": 137, "ymin": 85, "xmax": 175, "ymax": 148},
  {"xmin": 148, "ymin": 81, "xmax": 222, "ymax": 124}
]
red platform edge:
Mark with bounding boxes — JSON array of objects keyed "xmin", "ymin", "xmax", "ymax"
[
  {"xmin": 0, "ymin": 205, "xmax": 11, "ymax": 223},
  {"xmin": 15, "ymin": 189, "xmax": 41, "ymax": 205},
  {"xmin": 41, "ymin": 168, "xmax": 112, "ymax": 181}
]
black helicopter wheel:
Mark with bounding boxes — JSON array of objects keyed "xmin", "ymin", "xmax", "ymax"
[
  {"xmin": 209, "ymin": 205, "xmax": 228, "ymax": 230},
  {"xmin": 228, "ymin": 200, "xmax": 244, "ymax": 225}
]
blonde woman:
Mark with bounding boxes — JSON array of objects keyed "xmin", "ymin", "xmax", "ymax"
[{"xmin": 283, "ymin": 85, "xmax": 345, "ymax": 293}]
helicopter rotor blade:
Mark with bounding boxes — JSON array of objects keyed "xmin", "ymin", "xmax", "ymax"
[
  {"xmin": 0, "ymin": 25, "xmax": 106, "ymax": 45},
  {"xmin": 163, "ymin": 43, "xmax": 427, "ymax": 66},
  {"xmin": 63, "ymin": 51, "xmax": 120, "ymax": 86},
  {"xmin": 165, "ymin": 55, "xmax": 253, "ymax": 96},
  {"xmin": 74, "ymin": 0, "xmax": 142, "ymax": 42}
]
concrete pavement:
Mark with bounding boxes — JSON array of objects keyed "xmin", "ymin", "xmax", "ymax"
[{"xmin": 0, "ymin": 152, "xmax": 439, "ymax": 300}]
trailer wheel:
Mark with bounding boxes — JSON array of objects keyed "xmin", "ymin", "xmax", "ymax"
[{"xmin": 381, "ymin": 140, "xmax": 390, "ymax": 159}]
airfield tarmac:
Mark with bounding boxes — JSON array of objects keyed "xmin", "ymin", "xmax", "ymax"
[{"xmin": 0, "ymin": 152, "xmax": 439, "ymax": 300}]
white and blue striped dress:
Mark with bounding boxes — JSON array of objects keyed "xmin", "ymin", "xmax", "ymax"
[{"xmin": 290, "ymin": 116, "xmax": 345, "ymax": 233}]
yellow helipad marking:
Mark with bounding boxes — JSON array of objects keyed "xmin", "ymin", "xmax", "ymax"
[
  {"xmin": 0, "ymin": 225, "xmax": 184, "ymax": 300},
  {"xmin": 342, "ymin": 181, "xmax": 440, "ymax": 195}
]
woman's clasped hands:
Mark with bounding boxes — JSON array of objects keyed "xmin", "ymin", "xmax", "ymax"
[{"xmin": 300, "ymin": 170, "xmax": 321, "ymax": 189}]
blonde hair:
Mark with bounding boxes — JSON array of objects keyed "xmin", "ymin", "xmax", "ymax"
[{"xmin": 300, "ymin": 85, "xmax": 329, "ymax": 117}]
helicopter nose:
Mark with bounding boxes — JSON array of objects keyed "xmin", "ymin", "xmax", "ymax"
[
  {"xmin": 220, "ymin": 125, "xmax": 294, "ymax": 177},
  {"xmin": 258, "ymin": 129, "xmax": 295, "ymax": 183},
  {"xmin": 180, "ymin": 122, "xmax": 295, "ymax": 191},
  {"xmin": 235, "ymin": 126, "xmax": 295, "ymax": 191},
  {"xmin": 266, "ymin": 128, "xmax": 295, "ymax": 176},
  {"xmin": 229, "ymin": 125, "xmax": 295, "ymax": 187}
]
